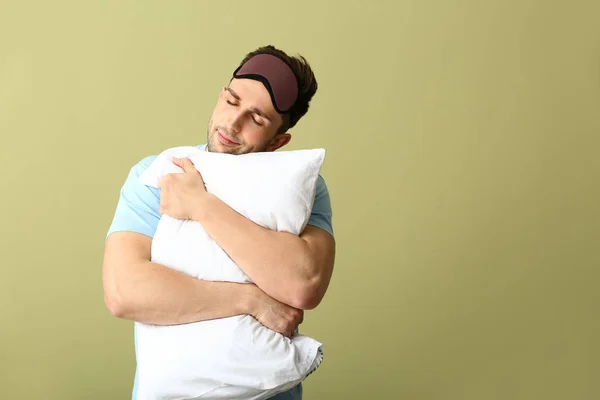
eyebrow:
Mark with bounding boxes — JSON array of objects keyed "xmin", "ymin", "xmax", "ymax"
[{"xmin": 226, "ymin": 87, "xmax": 273, "ymax": 122}]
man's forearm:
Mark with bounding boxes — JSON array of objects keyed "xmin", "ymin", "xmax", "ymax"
[
  {"xmin": 105, "ymin": 259, "xmax": 255, "ymax": 326},
  {"xmin": 192, "ymin": 194, "xmax": 319, "ymax": 309}
]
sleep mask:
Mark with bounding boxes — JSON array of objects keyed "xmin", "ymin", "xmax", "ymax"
[{"xmin": 232, "ymin": 53, "xmax": 299, "ymax": 114}]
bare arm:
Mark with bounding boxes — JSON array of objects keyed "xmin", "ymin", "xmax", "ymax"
[
  {"xmin": 103, "ymin": 231, "xmax": 251, "ymax": 325},
  {"xmin": 192, "ymin": 193, "xmax": 336, "ymax": 310},
  {"xmin": 102, "ymin": 231, "xmax": 302, "ymax": 336}
]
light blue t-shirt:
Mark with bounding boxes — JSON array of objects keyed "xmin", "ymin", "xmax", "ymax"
[{"xmin": 106, "ymin": 144, "xmax": 334, "ymax": 400}]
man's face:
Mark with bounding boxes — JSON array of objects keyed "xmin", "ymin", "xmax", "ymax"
[{"xmin": 206, "ymin": 78, "xmax": 291, "ymax": 155}]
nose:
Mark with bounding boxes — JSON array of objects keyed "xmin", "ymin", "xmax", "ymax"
[{"xmin": 226, "ymin": 108, "xmax": 243, "ymax": 133}]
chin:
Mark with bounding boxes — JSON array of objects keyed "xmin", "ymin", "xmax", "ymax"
[{"xmin": 209, "ymin": 142, "xmax": 242, "ymax": 155}]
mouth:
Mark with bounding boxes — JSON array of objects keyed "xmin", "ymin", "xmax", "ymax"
[{"xmin": 217, "ymin": 130, "xmax": 240, "ymax": 146}]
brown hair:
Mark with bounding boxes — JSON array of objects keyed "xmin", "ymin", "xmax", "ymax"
[{"xmin": 235, "ymin": 45, "xmax": 318, "ymax": 132}]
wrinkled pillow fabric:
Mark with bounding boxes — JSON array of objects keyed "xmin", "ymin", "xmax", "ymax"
[{"xmin": 135, "ymin": 146, "xmax": 326, "ymax": 400}]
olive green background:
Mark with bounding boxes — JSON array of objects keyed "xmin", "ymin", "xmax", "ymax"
[{"xmin": 1, "ymin": 1, "xmax": 598, "ymax": 399}]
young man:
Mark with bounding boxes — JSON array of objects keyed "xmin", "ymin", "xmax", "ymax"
[{"xmin": 103, "ymin": 45, "xmax": 336, "ymax": 399}]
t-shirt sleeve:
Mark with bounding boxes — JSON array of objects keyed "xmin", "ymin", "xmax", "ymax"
[
  {"xmin": 306, "ymin": 175, "xmax": 334, "ymax": 239},
  {"xmin": 105, "ymin": 155, "xmax": 161, "ymax": 240}
]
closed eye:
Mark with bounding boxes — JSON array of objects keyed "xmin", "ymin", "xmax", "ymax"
[{"xmin": 226, "ymin": 98, "xmax": 263, "ymax": 126}]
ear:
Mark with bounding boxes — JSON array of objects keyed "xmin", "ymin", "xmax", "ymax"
[{"xmin": 266, "ymin": 133, "xmax": 292, "ymax": 152}]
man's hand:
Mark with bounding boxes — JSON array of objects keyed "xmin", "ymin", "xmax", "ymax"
[
  {"xmin": 158, "ymin": 158, "xmax": 207, "ymax": 220},
  {"xmin": 249, "ymin": 286, "xmax": 304, "ymax": 338}
]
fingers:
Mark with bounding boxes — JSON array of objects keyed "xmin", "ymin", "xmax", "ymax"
[
  {"xmin": 172, "ymin": 157, "xmax": 200, "ymax": 175},
  {"xmin": 287, "ymin": 325, "xmax": 297, "ymax": 338},
  {"xmin": 157, "ymin": 171, "xmax": 175, "ymax": 189},
  {"xmin": 283, "ymin": 310, "xmax": 303, "ymax": 338},
  {"xmin": 183, "ymin": 158, "xmax": 200, "ymax": 175},
  {"xmin": 172, "ymin": 157, "xmax": 182, "ymax": 167}
]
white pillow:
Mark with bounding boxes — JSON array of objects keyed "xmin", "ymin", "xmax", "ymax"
[{"xmin": 135, "ymin": 145, "xmax": 326, "ymax": 400}]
